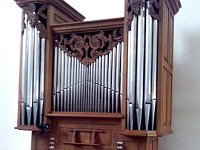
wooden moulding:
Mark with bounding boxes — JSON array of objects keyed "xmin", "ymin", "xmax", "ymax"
[
  {"xmin": 51, "ymin": 17, "xmax": 124, "ymax": 34},
  {"xmin": 122, "ymin": 130, "xmax": 157, "ymax": 137},
  {"xmin": 167, "ymin": 0, "xmax": 182, "ymax": 15},
  {"xmin": 14, "ymin": 0, "xmax": 85, "ymax": 22},
  {"xmin": 46, "ymin": 112, "xmax": 124, "ymax": 119},
  {"xmin": 15, "ymin": 125, "xmax": 40, "ymax": 131}
]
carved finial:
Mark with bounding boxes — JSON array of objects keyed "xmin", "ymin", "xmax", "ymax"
[
  {"xmin": 49, "ymin": 137, "xmax": 55, "ymax": 150},
  {"xmin": 23, "ymin": 3, "xmax": 47, "ymax": 38},
  {"xmin": 24, "ymin": 3, "xmax": 37, "ymax": 27}
]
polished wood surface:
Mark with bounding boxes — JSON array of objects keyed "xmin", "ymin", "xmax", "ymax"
[{"xmin": 157, "ymin": 0, "xmax": 178, "ymax": 136}]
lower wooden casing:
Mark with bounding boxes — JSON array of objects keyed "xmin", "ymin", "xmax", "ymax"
[{"xmin": 31, "ymin": 117, "xmax": 158, "ymax": 150}]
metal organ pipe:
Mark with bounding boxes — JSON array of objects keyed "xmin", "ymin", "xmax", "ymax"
[
  {"xmin": 97, "ymin": 57, "xmax": 101, "ymax": 112},
  {"xmin": 104, "ymin": 55, "xmax": 109, "ymax": 112},
  {"xmin": 63, "ymin": 54, "xmax": 68, "ymax": 112},
  {"xmin": 60, "ymin": 50, "xmax": 65, "ymax": 111},
  {"xmin": 39, "ymin": 38, "xmax": 45, "ymax": 124},
  {"xmin": 73, "ymin": 58, "xmax": 77, "ymax": 112},
  {"xmin": 151, "ymin": 19, "xmax": 158, "ymax": 130},
  {"xmin": 127, "ymin": 16, "xmax": 137, "ymax": 130},
  {"xmin": 144, "ymin": 1, "xmax": 153, "ymax": 130},
  {"xmin": 77, "ymin": 59, "xmax": 80, "ymax": 112},
  {"xmin": 33, "ymin": 29, "xmax": 40, "ymax": 125},
  {"xmin": 115, "ymin": 43, "xmax": 121, "ymax": 113},
  {"xmin": 21, "ymin": 14, "xmax": 28, "ymax": 125},
  {"xmin": 107, "ymin": 50, "xmax": 113, "ymax": 112},
  {"xmin": 92, "ymin": 62, "xmax": 96, "ymax": 112},
  {"xmin": 70, "ymin": 57, "xmax": 74, "ymax": 112},
  {"xmin": 53, "ymin": 47, "xmax": 58, "ymax": 112},
  {"xmin": 112, "ymin": 47, "xmax": 117, "ymax": 113},
  {"xmin": 26, "ymin": 23, "xmax": 35, "ymax": 125},
  {"xmin": 56, "ymin": 48, "xmax": 61, "ymax": 111},
  {"xmin": 69, "ymin": 57, "xmax": 72, "ymax": 111},
  {"xmin": 120, "ymin": 43, "xmax": 124, "ymax": 113},
  {"xmin": 101, "ymin": 56, "xmax": 105, "ymax": 112}
]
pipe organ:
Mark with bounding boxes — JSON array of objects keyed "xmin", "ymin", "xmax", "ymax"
[{"xmin": 15, "ymin": 0, "xmax": 181, "ymax": 150}]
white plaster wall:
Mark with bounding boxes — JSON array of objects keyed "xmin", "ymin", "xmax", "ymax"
[
  {"xmin": 0, "ymin": 0, "xmax": 199, "ymax": 150},
  {"xmin": 160, "ymin": 0, "xmax": 200, "ymax": 149},
  {"xmin": 0, "ymin": 1, "xmax": 31, "ymax": 150}
]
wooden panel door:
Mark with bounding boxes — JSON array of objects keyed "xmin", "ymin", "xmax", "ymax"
[{"xmin": 157, "ymin": 0, "xmax": 176, "ymax": 136}]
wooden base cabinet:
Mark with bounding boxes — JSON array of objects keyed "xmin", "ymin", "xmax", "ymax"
[
  {"xmin": 31, "ymin": 117, "xmax": 159, "ymax": 150},
  {"xmin": 14, "ymin": 0, "xmax": 181, "ymax": 149}
]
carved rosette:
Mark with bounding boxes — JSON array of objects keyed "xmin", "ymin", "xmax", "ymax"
[
  {"xmin": 56, "ymin": 29, "xmax": 123, "ymax": 65},
  {"xmin": 23, "ymin": 3, "xmax": 47, "ymax": 38},
  {"xmin": 127, "ymin": 0, "xmax": 160, "ymax": 30}
]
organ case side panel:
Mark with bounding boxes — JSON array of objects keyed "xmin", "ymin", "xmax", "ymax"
[{"xmin": 157, "ymin": 0, "xmax": 180, "ymax": 136}]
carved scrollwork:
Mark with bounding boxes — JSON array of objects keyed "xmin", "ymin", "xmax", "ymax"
[
  {"xmin": 23, "ymin": 3, "xmax": 47, "ymax": 38},
  {"xmin": 149, "ymin": 0, "xmax": 160, "ymax": 20},
  {"xmin": 127, "ymin": 0, "xmax": 143, "ymax": 16},
  {"xmin": 127, "ymin": 0, "xmax": 144, "ymax": 30},
  {"xmin": 56, "ymin": 29, "xmax": 123, "ymax": 65},
  {"xmin": 24, "ymin": 3, "xmax": 36, "ymax": 27},
  {"xmin": 127, "ymin": 0, "xmax": 160, "ymax": 31}
]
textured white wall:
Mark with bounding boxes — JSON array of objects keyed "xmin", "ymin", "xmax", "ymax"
[
  {"xmin": 160, "ymin": 0, "xmax": 200, "ymax": 150},
  {"xmin": 0, "ymin": 0, "xmax": 199, "ymax": 150}
]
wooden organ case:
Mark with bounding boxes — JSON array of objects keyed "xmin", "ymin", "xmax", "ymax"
[{"xmin": 14, "ymin": 0, "xmax": 181, "ymax": 150}]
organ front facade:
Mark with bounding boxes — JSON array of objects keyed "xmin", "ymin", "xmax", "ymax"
[{"xmin": 14, "ymin": 0, "xmax": 181, "ymax": 149}]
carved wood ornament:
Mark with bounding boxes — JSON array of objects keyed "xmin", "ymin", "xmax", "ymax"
[
  {"xmin": 23, "ymin": 3, "xmax": 47, "ymax": 38},
  {"xmin": 56, "ymin": 29, "xmax": 123, "ymax": 65},
  {"xmin": 149, "ymin": 0, "xmax": 160, "ymax": 20},
  {"xmin": 127, "ymin": 0, "xmax": 160, "ymax": 30}
]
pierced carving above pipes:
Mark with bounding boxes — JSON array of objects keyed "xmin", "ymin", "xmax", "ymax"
[
  {"xmin": 56, "ymin": 29, "xmax": 123, "ymax": 65},
  {"xmin": 127, "ymin": 0, "xmax": 160, "ymax": 30},
  {"xmin": 127, "ymin": 0, "xmax": 144, "ymax": 16},
  {"xmin": 23, "ymin": 3, "xmax": 47, "ymax": 38},
  {"xmin": 149, "ymin": 0, "xmax": 160, "ymax": 20},
  {"xmin": 127, "ymin": 0, "xmax": 144, "ymax": 30}
]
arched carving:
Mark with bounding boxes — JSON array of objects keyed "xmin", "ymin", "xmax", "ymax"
[{"xmin": 56, "ymin": 29, "xmax": 123, "ymax": 65}]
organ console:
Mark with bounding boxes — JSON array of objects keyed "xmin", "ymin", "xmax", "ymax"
[{"xmin": 14, "ymin": 0, "xmax": 181, "ymax": 149}]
